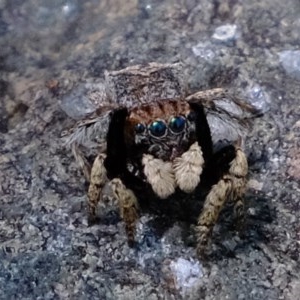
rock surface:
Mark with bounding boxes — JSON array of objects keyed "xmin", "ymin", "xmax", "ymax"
[{"xmin": 0, "ymin": 0, "xmax": 299, "ymax": 299}]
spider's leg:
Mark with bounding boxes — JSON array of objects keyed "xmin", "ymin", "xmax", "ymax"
[
  {"xmin": 71, "ymin": 143, "xmax": 91, "ymax": 181},
  {"xmin": 187, "ymin": 89, "xmax": 261, "ymax": 149},
  {"xmin": 196, "ymin": 143, "xmax": 248, "ymax": 256},
  {"xmin": 186, "ymin": 88, "xmax": 259, "ymax": 116},
  {"xmin": 188, "ymin": 102, "xmax": 213, "ymax": 162},
  {"xmin": 87, "ymin": 153, "xmax": 107, "ymax": 224},
  {"xmin": 104, "ymin": 107, "xmax": 146, "ymax": 192},
  {"xmin": 229, "ymin": 142, "xmax": 248, "ymax": 231},
  {"xmin": 110, "ymin": 178, "xmax": 139, "ymax": 246},
  {"xmin": 104, "ymin": 107, "xmax": 129, "ymax": 178},
  {"xmin": 103, "ymin": 107, "xmax": 141, "ymax": 245}
]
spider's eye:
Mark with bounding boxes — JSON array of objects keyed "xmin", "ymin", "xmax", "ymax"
[
  {"xmin": 135, "ymin": 123, "xmax": 145, "ymax": 134},
  {"xmin": 149, "ymin": 120, "xmax": 167, "ymax": 137},
  {"xmin": 169, "ymin": 116, "xmax": 186, "ymax": 133},
  {"xmin": 187, "ymin": 111, "xmax": 197, "ymax": 122}
]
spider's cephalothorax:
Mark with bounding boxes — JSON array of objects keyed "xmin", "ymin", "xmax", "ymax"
[
  {"xmin": 128, "ymin": 100, "xmax": 197, "ymax": 160},
  {"xmin": 120, "ymin": 99, "xmax": 214, "ymax": 199},
  {"xmin": 62, "ymin": 62, "xmax": 260, "ymax": 257}
]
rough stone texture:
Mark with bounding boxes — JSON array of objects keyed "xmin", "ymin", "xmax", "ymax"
[{"xmin": 0, "ymin": 0, "xmax": 299, "ymax": 299}]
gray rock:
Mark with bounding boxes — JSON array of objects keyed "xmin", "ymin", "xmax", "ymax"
[
  {"xmin": 279, "ymin": 50, "xmax": 300, "ymax": 80},
  {"xmin": 0, "ymin": 0, "xmax": 299, "ymax": 299}
]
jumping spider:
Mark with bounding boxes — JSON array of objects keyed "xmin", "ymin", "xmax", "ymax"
[{"xmin": 62, "ymin": 63, "xmax": 260, "ymax": 256}]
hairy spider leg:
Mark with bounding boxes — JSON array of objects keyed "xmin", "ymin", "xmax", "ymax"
[
  {"xmin": 228, "ymin": 140, "xmax": 248, "ymax": 231},
  {"xmin": 103, "ymin": 107, "xmax": 141, "ymax": 246},
  {"xmin": 110, "ymin": 178, "xmax": 139, "ymax": 246},
  {"xmin": 87, "ymin": 153, "xmax": 107, "ymax": 224},
  {"xmin": 206, "ymin": 141, "xmax": 247, "ymax": 228},
  {"xmin": 196, "ymin": 143, "xmax": 248, "ymax": 257}
]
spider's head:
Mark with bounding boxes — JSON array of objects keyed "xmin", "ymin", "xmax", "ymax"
[{"xmin": 126, "ymin": 100, "xmax": 197, "ymax": 160}]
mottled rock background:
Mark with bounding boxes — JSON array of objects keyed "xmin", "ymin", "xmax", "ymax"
[{"xmin": 0, "ymin": 1, "xmax": 300, "ymax": 299}]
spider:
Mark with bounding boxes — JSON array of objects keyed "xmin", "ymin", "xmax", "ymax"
[{"xmin": 62, "ymin": 63, "xmax": 260, "ymax": 256}]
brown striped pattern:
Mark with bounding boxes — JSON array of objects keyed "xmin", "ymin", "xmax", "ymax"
[{"xmin": 127, "ymin": 99, "xmax": 190, "ymax": 126}]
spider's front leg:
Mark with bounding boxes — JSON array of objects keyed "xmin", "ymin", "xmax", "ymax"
[
  {"xmin": 196, "ymin": 141, "xmax": 248, "ymax": 257},
  {"xmin": 104, "ymin": 108, "xmax": 140, "ymax": 246}
]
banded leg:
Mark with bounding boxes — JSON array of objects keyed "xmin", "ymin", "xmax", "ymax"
[
  {"xmin": 110, "ymin": 178, "xmax": 139, "ymax": 246},
  {"xmin": 196, "ymin": 176, "xmax": 233, "ymax": 256},
  {"xmin": 103, "ymin": 107, "xmax": 140, "ymax": 245},
  {"xmin": 87, "ymin": 154, "xmax": 107, "ymax": 224},
  {"xmin": 229, "ymin": 145, "xmax": 248, "ymax": 231},
  {"xmin": 196, "ymin": 144, "xmax": 248, "ymax": 256}
]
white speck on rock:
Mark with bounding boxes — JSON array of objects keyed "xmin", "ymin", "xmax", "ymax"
[
  {"xmin": 192, "ymin": 42, "xmax": 216, "ymax": 61},
  {"xmin": 278, "ymin": 50, "xmax": 300, "ymax": 80},
  {"xmin": 212, "ymin": 24, "xmax": 239, "ymax": 44},
  {"xmin": 170, "ymin": 257, "xmax": 203, "ymax": 292},
  {"xmin": 245, "ymin": 84, "xmax": 271, "ymax": 113},
  {"xmin": 247, "ymin": 179, "xmax": 264, "ymax": 191}
]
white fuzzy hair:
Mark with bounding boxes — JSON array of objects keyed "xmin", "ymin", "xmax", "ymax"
[{"xmin": 142, "ymin": 142, "xmax": 205, "ymax": 198}]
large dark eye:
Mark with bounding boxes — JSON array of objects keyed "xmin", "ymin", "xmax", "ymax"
[
  {"xmin": 135, "ymin": 123, "xmax": 145, "ymax": 134},
  {"xmin": 169, "ymin": 116, "xmax": 186, "ymax": 133},
  {"xmin": 149, "ymin": 120, "xmax": 167, "ymax": 137}
]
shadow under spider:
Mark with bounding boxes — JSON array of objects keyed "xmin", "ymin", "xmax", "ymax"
[{"xmin": 134, "ymin": 186, "xmax": 275, "ymax": 257}]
